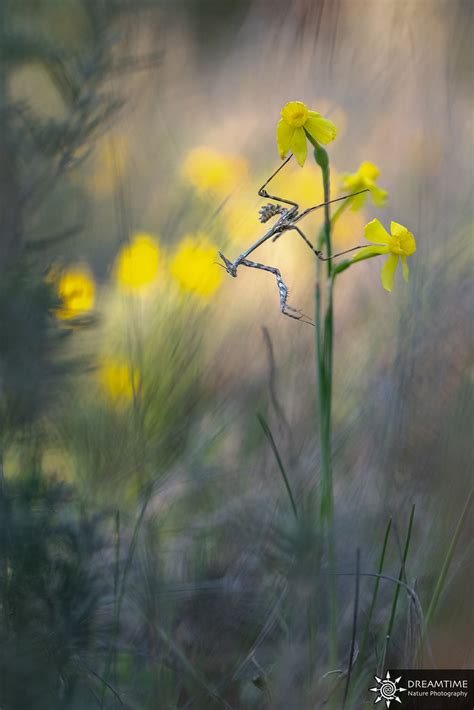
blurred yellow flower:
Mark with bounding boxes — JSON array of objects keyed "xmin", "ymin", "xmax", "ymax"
[
  {"xmin": 352, "ymin": 219, "xmax": 416, "ymax": 292},
  {"xmin": 265, "ymin": 163, "xmax": 340, "ymax": 216},
  {"xmin": 332, "ymin": 209, "xmax": 367, "ymax": 248},
  {"xmin": 170, "ymin": 235, "xmax": 223, "ymax": 297},
  {"xmin": 98, "ymin": 359, "xmax": 139, "ymax": 404},
  {"xmin": 276, "ymin": 101, "xmax": 337, "ymax": 167},
  {"xmin": 115, "ymin": 233, "xmax": 160, "ymax": 292},
  {"xmin": 55, "ymin": 266, "xmax": 95, "ymax": 319},
  {"xmin": 223, "ymin": 194, "xmax": 261, "ymax": 245},
  {"xmin": 90, "ymin": 134, "xmax": 129, "ymax": 194},
  {"xmin": 181, "ymin": 146, "xmax": 248, "ymax": 195},
  {"xmin": 342, "ymin": 162, "xmax": 388, "ymax": 211}
]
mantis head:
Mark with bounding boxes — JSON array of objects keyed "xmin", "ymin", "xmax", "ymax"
[{"xmin": 218, "ymin": 252, "xmax": 237, "ymax": 277}]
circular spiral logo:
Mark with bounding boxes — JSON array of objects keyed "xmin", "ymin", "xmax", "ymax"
[{"xmin": 369, "ymin": 671, "xmax": 407, "ymax": 707}]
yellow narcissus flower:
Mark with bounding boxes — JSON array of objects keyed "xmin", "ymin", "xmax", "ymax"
[
  {"xmin": 353, "ymin": 219, "xmax": 416, "ymax": 292},
  {"xmin": 342, "ymin": 162, "xmax": 388, "ymax": 211},
  {"xmin": 276, "ymin": 101, "xmax": 337, "ymax": 167},
  {"xmin": 55, "ymin": 267, "xmax": 95, "ymax": 319},
  {"xmin": 170, "ymin": 235, "xmax": 223, "ymax": 298},
  {"xmin": 181, "ymin": 146, "xmax": 248, "ymax": 195},
  {"xmin": 223, "ymin": 195, "xmax": 261, "ymax": 245},
  {"xmin": 98, "ymin": 359, "xmax": 139, "ymax": 404},
  {"xmin": 332, "ymin": 209, "xmax": 367, "ymax": 249},
  {"xmin": 115, "ymin": 233, "xmax": 160, "ymax": 292}
]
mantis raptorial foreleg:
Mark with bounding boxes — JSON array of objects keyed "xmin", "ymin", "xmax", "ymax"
[{"xmin": 240, "ymin": 258, "xmax": 314, "ymax": 325}]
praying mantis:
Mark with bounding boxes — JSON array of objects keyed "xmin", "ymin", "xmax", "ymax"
[{"xmin": 218, "ymin": 154, "xmax": 369, "ymax": 324}]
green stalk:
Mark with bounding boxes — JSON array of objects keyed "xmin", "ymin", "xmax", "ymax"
[
  {"xmin": 100, "ymin": 489, "xmax": 152, "ymax": 707},
  {"xmin": 359, "ymin": 517, "xmax": 392, "ymax": 665},
  {"xmin": 311, "ymin": 138, "xmax": 337, "ymax": 668},
  {"xmin": 112, "ymin": 511, "xmax": 121, "ymax": 683},
  {"xmin": 312, "ymin": 142, "xmax": 334, "ymax": 527},
  {"xmin": 383, "ymin": 504, "xmax": 415, "ymax": 666},
  {"xmin": 425, "ymin": 488, "xmax": 473, "ymax": 628}
]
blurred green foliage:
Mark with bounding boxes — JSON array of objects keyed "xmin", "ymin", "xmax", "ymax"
[{"xmin": 0, "ymin": 473, "xmax": 106, "ymax": 709}]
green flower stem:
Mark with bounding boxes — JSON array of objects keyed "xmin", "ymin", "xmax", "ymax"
[
  {"xmin": 333, "ymin": 249, "xmax": 382, "ymax": 277},
  {"xmin": 313, "ymin": 141, "xmax": 337, "ymax": 668},
  {"xmin": 314, "ymin": 144, "xmax": 334, "ymax": 528}
]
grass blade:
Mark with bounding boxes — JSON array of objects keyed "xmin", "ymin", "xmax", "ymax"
[
  {"xmin": 425, "ymin": 488, "xmax": 473, "ymax": 628},
  {"xmin": 359, "ymin": 517, "xmax": 392, "ymax": 665},
  {"xmin": 342, "ymin": 549, "xmax": 360, "ymax": 710},
  {"xmin": 383, "ymin": 504, "xmax": 415, "ymax": 667},
  {"xmin": 257, "ymin": 413, "xmax": 298, "ymax": 519}
]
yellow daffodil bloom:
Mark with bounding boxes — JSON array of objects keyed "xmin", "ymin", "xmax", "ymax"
[
  {"xmin": 98, "ymin": 359, "xmax": 139, "ymax": 404},
  {"xmin": 55, "ymin": 267, "xmax": 95, "ymax": 319},
  {"xmin": 223, "ymin": 195, "xmax": 261, "ymax": 245},
  {"xmin": 115, "ymin": 233, "xmax": 160, "ymax": 292},
  {"xmin": 332, "ymin": 209, "xmax": 367, "ymax": 248},
  {"xmin": 342, "ymin": 162, "xmax": 388, "ymax": 211},
  {"xmin": 276, "ymin": 101, "xmax": 337, "ymax": 167},
  {"xmin": 170, "ymin": 235, "xmax": 223, "ymax": 297},
  {"xmin": 352, "ymin": 219, "xmax": 416, "ymax": 292},
  {"xmin": 181, "ymin": 146, "xmax": 248, "ymax": 195}
]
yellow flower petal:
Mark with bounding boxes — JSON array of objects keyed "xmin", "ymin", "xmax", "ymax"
[
  {"xmin": 98, "ymin": 359, "xmax": 139, "ymax": 405},
  {"xmin": 369, "ymin": 184, "xmax": 388, "ymax": 207},
  {"xmin": 342, "ymin": 173, "xmax": 357, "ymax": 191},
  {"xmin": 55, "ymin": 267, "xmax": 95, "ymax": 319},
  {"xmin": 290, "ymin": 127, "xmax": 307, "ymax": 167},
  {"xmin": 390, "ymin": 221, "xmax": 417, "ymax": 256},
  {"xmin": 170, "ymin": 235, "xmax": 223, "ymax": 298},
  {"xmin": 364, "ymin": 218, "xmax": 391, "ymax": 245},
  {"xmin": 401, "ymin": 255, "xmax": 409, "ymax": 282},
  {"xmin": 380, "ymin": 253, "xmax": 399, "ymax": 292},
  {"xmin": 359, "ymin": 161, "xmax": 379, "ymax": 181},
  {"xmin": 115, "ymin": 233, "xmax": 160, "ymax": 292},
  {"xmin": 402, "ymin": 232, "xmax": 416, "ymax": 256},
  {"xmin": 305, "ymin": 112, "xmax": 337, "ymax": 145},
  {"xmin": 276, "ymin": 119, "xmax": 294, "ymax": 159},
  {"xmin": 390, "ymin": 221, "xmax": 408, "ymax": 238},
  {"xmin": 341, "ymin": 162, "xmax": 387, "ymax": 211},
  {"xmin": 281, "ymin": 101, "xmax": 309, "ymax": 128},
  {"xmin": 349, "ymin": 191, "xmax": 367, "ymax": 211}
]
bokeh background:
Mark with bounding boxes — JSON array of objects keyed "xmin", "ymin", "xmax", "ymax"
[{"xmin": 0, "ymin": 1, "xmax": 472, "ymax": 708}]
